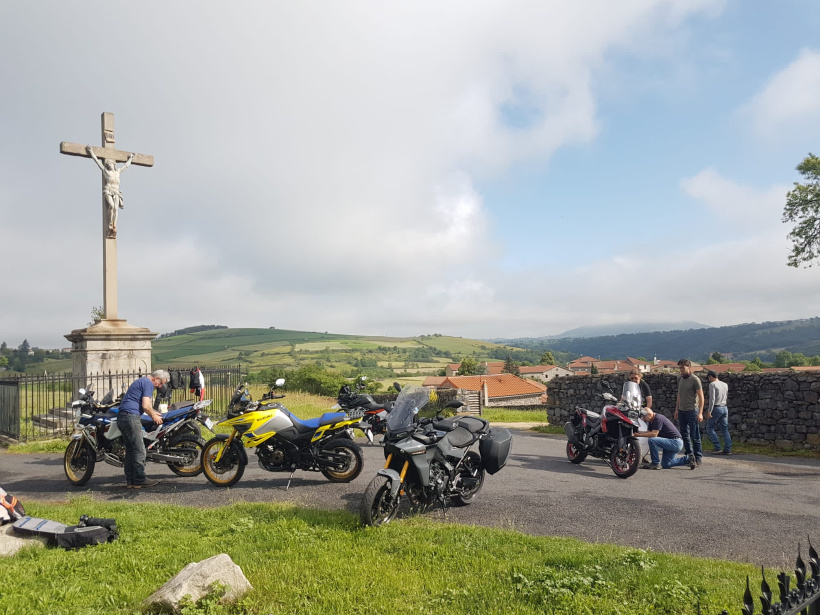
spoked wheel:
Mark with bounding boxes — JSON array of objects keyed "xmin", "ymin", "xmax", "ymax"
[
  {"xmin": 166, "ymin": 434, "xmax": 206, "ymax": 477},
  {"xmin": 610, "ymin": 438, "xmax": 640, "ymax": 479},
  {"xmin": 320, "ymin": 439, "xmax": 364, "ymax": 483},
  {"xmin": 451, "ymin": 451, "xmax": 485, "ymax": 506},
  {"xmin": 361, "ymin": 476, "xmax": 400, "ymax": 527},
  {"xmin": 202, "ymin": 438, "xmax": 245, "ymax": 487},
  {"xmin": 64, "ymin": 439, "xmax": 96, "ymax": 486},
  {"xmin": 566, "ymin": 440, "xmax": 588, "ymax": 464}
]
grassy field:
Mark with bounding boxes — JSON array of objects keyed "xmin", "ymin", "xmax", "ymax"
[{"xmin": 1, "ymin": 499, "xmax": 756, "ymax": 615}]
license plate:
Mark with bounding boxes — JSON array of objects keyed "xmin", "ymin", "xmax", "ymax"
[{"xmin": 204, "ymin": 417, "xmax": 214, "ymax": 430}]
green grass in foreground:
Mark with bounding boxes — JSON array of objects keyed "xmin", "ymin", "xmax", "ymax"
[{"xmin": 3, "ymin": 499, "xmax": 752, "ymax": 615}]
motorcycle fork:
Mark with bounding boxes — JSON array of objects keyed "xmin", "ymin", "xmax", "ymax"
[
  {"xmin": 213, "ymin": 431, "xmax": 238, "ymax": 463},
  {"xmin": 73, "ymin": 430, "xmax": 98, "ymax": 460},
  {"xmin": 384, "ymin": 454, "xmax": 411, "ymax": 496}
]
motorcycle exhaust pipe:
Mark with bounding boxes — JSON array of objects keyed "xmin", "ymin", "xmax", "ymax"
[{"xmin": 103, "ymin": 453, "xmax": 124, "ymax": 468}]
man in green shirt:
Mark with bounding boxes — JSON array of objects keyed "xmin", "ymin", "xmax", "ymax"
[{"xmin": 674, "ymin": 359, "xmax": 704, "ymax": 466}]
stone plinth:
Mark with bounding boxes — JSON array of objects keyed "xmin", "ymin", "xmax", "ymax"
[{"xmin": 65, "ymin": 319, "xmax": 157, "ymax": 393}]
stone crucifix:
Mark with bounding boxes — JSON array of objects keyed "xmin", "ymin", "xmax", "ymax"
[{"xmin": 60, "ymin": 112, "xmax": 154, "ymax": 321}]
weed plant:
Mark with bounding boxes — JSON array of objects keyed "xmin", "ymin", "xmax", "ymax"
[{"xmin": 0, "ymin": 499, "xmax": 754, "ymax": 615}]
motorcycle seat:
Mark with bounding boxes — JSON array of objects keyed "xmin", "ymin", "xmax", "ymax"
[
  {"xmin": 159, "ymin": 406, "xmax": 194, "ymax": 422},
  {"xmin": 433, "ymin": 416, "xmax": 489, "ymax": 434},
  {"xmin": 443, "ymin": 427, "xmax": 475, "ymax": 449},
  {"xmin": 288, "ymin": 411, "xmax": 348, "ymax": 433},
  {"xmin": 582, "ymin": 409, "xmax": 601, "ymax": 419},
  {"xmin": 349, "ymin": 395, "xmax": 387, "ymax": 411},
  {"xmin": 167, "ymin": 401, "xmax": 196, "ymax": 412}
]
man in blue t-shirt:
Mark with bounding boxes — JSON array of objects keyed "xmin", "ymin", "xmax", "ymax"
[
  {"xmin": 117, "ymin": 370, "xmax": 170, "ymax": 488},
  {"xmin": 634, "ymin": 407, "xmax": 696, "ymax": 470}
]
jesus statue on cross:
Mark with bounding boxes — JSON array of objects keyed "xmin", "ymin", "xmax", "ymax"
[{"xmin": 87, "ymin": 145, "xmax": 135, "ymax": 236}]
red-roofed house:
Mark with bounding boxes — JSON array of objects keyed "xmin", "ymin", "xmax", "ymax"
[
  {"xmin": 422, "ymin": 376, "xmax": 447, "ymax": 388},
  {"xmin": 445, "ymin": 361, "xmax": 505, "ymax": 377},
  {"xmin": 439, "ymin": 374, "xmax": 547, "ymax": 408},
  {"xmin": 699, "ymin": 363, "xmax": 746, "ymax": 374},
  {"xmin": 518, "ymin": 365, "xmax": 573, "ymax": 382}
]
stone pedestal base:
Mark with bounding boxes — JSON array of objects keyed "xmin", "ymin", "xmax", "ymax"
[{"xmin": 65, "ymin": 319, "xmax": 157, "ymax": 394}]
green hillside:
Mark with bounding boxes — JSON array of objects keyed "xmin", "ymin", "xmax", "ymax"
[{"xmin": 151, "ymin": 328, "xmax": 522, "ymax": 376}]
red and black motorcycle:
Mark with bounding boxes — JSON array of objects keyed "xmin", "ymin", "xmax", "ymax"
[
  {"xmin": 334, "ymin": 378, "xmax": 399, "ymax": 443},
  {"xmin": 563, "ymin": 390, "xmax": 642, "ymax": 478}
]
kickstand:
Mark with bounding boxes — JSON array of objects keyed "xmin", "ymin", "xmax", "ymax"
[{"xmin": 285, "ymin": 470, "xmax": 295, "ymax": 490}]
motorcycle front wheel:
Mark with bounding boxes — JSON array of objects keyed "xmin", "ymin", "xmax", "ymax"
[
  {"xmin": 64, "ymin": 439, "xmax": 96, "ymax": 486},
  {"xmin": 361, "ymin": 475, "xmax": 400, "ymax": 527},
  {"xmin": 451, "ymin": 451, "xmax": 485, "ymax": 506},
  {"xmin": 202, "ymin": 438, "xmax": 245, "ymax": 487},
  {"xmin": 566, "ymin": 440, "xmax": 588, "ymax": 464},
  {"xmin": 166, "ymin": 434, "xmax": 206, "ymax": 477},
  {"xmin": 320, "ymin": 439, "xmax": 364, "ymax": 483},
  {"xmin": 610, "ymin": 437, "xmax": 640, "ymax": 479}
]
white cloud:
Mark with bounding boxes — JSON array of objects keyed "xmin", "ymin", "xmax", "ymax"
[
  {"xmin": 680, "ymin": 168, "xmax": 788, "ymax": 231},
  {"xmin": 0, "ymin": 1, "xmax": 737, "ymax": 346},
  {"xmin": 740, "ymin": 48, "xmax": 820, "ymax": 137}
]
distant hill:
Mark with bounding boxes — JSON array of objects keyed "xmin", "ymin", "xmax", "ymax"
[
  {"xmin": 150, "ymin": 327, "xmax": 528, "ymax": 373},
  {"xmin": 492, "ymin": 318, "xmax": 820, "ymax": 363},
  {"xmin": 551, "ymin": 322, "xmax": 711, "ymax": 339}
]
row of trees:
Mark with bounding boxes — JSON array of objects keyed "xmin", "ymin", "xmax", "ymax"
[{"xmin": 0, "ymin": 340, "xmax": 70, "ymax": 373}]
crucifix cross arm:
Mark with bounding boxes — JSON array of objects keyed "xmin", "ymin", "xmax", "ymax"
[{"xmin": 59, "ymin": 142, "xmax": 154, "ymax": 167}]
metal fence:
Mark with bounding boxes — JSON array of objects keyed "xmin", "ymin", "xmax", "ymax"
[
  {"xmin": 719, "ymin": 539, "xmax": 820, "ymax": 615},
  {"xmin": 0, "ymin": 365, "xmax": 241, "ymax": 442}
]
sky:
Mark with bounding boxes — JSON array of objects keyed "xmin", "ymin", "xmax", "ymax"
[{"xmin": 2, "ymin": 1, "xmax": 820, "ymax": 349}]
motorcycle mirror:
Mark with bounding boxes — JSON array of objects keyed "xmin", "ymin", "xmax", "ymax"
[
  {"xmin": 274, "ymin": 378, "xmax": 285, "ymax": 387},
  {"xmin": 78, "ymin": 388, "xmax": 86, "ymax": 395},
  {"xmin": 393, "ymin": 382, "xmax": 402, "ymax": 392}
]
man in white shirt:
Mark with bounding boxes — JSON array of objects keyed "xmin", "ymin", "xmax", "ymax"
[{"xmin": 705, "ymin": 371, "xmax": 732, "ymax": 455}]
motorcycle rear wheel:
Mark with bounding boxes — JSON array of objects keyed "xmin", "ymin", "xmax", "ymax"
[
  {"xmin": 451, "ymin": 451, "xmax": 485, "ymax": 506},
  {"xmin": 610, "ymin": 438, "xmax": 640, "ymax": 479},
  {"xmin": 566, "ymin": 440, "xmax": 588, "ymax": 464},
  {"xmin": 166, "ymin": 434, "xmax": 206, "ymax": 477},
  {"xmin": 202, "ymin": 438, "xmax": 245, "ymax": 487},
  {"xmin": 361, "ymin": 475, "xmax": 400, "ymax": 527},
  {"xmin": 64, "ymin": 439, "xmax": 96, "ymax": 486},
  {"xmin": 320, "ymin": 439, "xmax": 364, "ymax": 483}
]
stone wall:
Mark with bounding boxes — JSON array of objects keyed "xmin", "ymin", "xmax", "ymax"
[{"xmin": 545, "ymin": 372, "xmax": 820, "ymax": 450}]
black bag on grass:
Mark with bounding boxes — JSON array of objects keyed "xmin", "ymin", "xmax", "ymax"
[{"xmin": 13, "ymin": 514, "xmax": 118, "ymax": 550}]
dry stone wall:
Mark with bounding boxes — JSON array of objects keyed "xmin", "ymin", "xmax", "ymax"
[{"xmin": 546, "ymin": 372, "xmax": 820, "ymax": 450}]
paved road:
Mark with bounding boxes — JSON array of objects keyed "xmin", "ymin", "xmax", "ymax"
[{"xmin": 3, "ymin": 428, "xmax": 819, "ymax": 567}]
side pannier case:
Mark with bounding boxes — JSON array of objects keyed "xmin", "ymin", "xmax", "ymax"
[{"xmin": 478, "ymin": 427, "xmax": 512, "ymax": 475}]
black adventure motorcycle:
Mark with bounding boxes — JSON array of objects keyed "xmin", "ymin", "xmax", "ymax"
[{"xmin": 360, "ymin": 386, "xmax": 512, "ymax": 526}]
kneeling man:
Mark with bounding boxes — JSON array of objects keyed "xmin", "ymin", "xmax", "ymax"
[{"xmin": 634, "ymin": 408, "xmax": 696, "ymax": 470}]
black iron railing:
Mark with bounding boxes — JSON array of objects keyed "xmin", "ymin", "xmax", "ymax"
[
  {"xmin": 0, "ymin": 365, "xmax": 241, "ymax": 442},
  {"xmin": 719, "ymin": 539, "xmax": 820, "ymax": 615}
]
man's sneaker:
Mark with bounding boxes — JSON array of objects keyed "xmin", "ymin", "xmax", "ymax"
[
  {"xmin": 641, "ymin": 463, "xmax": 661, "ymax": 470},
  {"xmin": 708, "ymin": 449, "xmax": 723, "ymax": 454},
  {"xmin": 132, "ymin": 479, "xmax": 159, "ymax": 489},
  {"xmin": 721, "ymin": 451, "xmax": 733, "ymax": 455},
  {"xmin": 695, "ymin": 458, "xmax": 702, "ymax": 466},
  {"xmin": 688, "ymin": 456, "xmax": 696, "ymax": 470}
]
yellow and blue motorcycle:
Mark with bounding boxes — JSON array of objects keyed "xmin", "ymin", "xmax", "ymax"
[{"xmin": 202, "ymin": 379, "xmax": 365, "ymax": 488}]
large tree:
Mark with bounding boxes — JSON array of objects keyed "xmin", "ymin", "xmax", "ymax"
[
  {"xmin": 783, "ymin": 153, "xmax": 820, "ymax": 267},
  {"xmin": 540, "ymin": 351, "xmax": 556, "ymax": 366},
  {"xmin": 459, "ymin": 357, "xmax": 479, "ymax": 376}
]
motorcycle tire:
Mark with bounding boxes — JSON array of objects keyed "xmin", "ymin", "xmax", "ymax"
[
  {"xmin": 610, "ymin": 437, "xmax": 640, "ymax": 479},
  {"xmin": 361, "ymin": 475, "xmax": 400, "ymax": 527},
  {"xmin": 64, "ymin": 439, "xmax": 96, "ymax": 486},
  {"xmin": 202, "ymin": 438, "xmax": 245, "ymax": 487},
  {"xmin": 166, "ymin": 434, "xmax": 206, "ymax": 477},
  {"xmin": 566, "ymin": 440, "xmax": 588, "ymax": 464},
  {"xmin": 451, "ymin": 451, "xmax": 485, "ymax": 506},
  {"xmin": 320, "ymin": 439, "xmax": 364, "ymax": 483}
]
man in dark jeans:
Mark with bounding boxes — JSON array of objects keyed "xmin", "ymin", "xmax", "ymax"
[
  {"xmin": 117, "ymin": 370, "xmax": 169, "ymax": 488},
  {"xmin": 674, "ymin": 359, "xmax": 704, "ymax": 466}
]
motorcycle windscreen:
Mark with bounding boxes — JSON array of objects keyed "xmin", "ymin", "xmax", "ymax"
[
  {"xmin": 621, "ymin": 381, "xmax": 643, "ymax": 409},
  {"xmin": 385, "ymin": 386, "xmax": 430, "ymax": 434}
]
